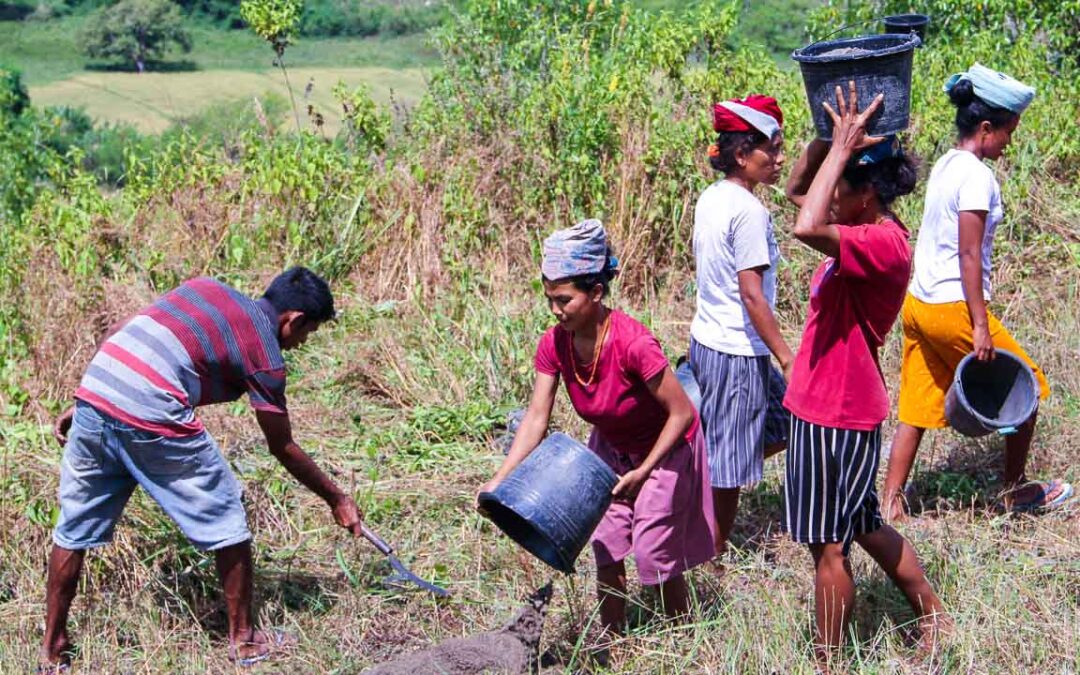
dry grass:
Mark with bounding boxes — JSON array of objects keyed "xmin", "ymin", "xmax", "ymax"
[{"xmin": 1, "ymin": 226, "xmax": 1078, "ymax": 672}]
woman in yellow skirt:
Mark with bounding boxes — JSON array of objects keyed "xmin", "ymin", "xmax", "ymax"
[{"xmin": 882, "ymin": 64, "xmax": 1073, "ymax": 519}]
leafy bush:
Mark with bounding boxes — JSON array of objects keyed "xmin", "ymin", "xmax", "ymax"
[
  {"xmin": 78, "ymin": 0, "xmax": 193, "ymax": 72},
  {"xmin": 300, "ymin": 0, "xmax": 447, "ymax": 38},
  {"xmin": 164, "ymin": 92, "xmax": 290, "ymax": 144},
  {"xmin": 0, "ymin": 65, "xmax": 29, "ymax": 118},
  {"xmin": 174, "ymin": 0, "xmax": 246, "ymax": 27},
  {"xmin": 40, "ymin": 106, "xmax": 148, "ymax": 186},
  {"xmin": 808, "ymin": 0, "xmax": 1080, "ymax": 63}
]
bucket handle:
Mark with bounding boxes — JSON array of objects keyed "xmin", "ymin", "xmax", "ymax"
[
  {"xmin": 803, "ymin": 14, "xmax": 911, "ymax": 51},
  {"xmin": 997, "ymin": 426, "xmax": 1018, "ymax": 436}
]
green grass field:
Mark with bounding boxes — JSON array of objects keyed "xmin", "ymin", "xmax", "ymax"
[
  {"xmin": 30, "ymin": 67, "xmax": 428, "ymax": 133},
  {"xmin": 2, "ymin": 15, "xmax": 437, "ymax": 132}
]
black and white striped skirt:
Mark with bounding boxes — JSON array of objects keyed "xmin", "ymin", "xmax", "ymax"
[
  {"xmin": 784, "ymin": 415, "xmax": 883, "ymax": 555},
  {"xmin": 689, "ymin": 338, "xmax": 789, "ymax": 489}
]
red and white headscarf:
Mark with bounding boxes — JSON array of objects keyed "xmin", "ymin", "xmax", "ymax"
[{"xmin": 712, "ymin": 95, "xmax": 783, "ymax": 138}]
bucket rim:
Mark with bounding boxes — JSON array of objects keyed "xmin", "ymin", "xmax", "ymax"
[
  {"xmin": 792, "ymin": 33, "xmax": 921, "ymax": 63},
  {"xmin": 477, "ymin": 490, "xmax": 574, "ymax": 573},
  {"xmin": 951, "ymin": 348, "xmax": 1039, "ymax": 430}
]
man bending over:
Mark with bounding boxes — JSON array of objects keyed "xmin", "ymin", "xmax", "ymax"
[{"xmin": 40, "ymin": 267, "xmax": 363, "ymax": 669}]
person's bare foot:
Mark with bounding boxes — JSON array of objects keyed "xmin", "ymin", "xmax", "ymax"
[
  {"xmin": 228, "ymin": 629, "xmax": 296, "ymax": 664},
  {"xmin": 916, "ymin": 611, "xmax": 954, "ymax": 656},
  {"xmin": 38, "ymin": 635, "xmax": 75, "ymax": 671}
]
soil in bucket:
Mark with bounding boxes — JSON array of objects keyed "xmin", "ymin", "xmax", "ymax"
[
  {"xmin": 479, "ymin": 432, "xmax": 617, "ymax": 573},
  {"xmin": 791, "ymin": 33, "xmax": 921, "ymax": 140}
]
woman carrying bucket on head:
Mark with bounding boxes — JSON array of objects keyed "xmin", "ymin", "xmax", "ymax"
[
  {"xmin": 478, "ymin": 219, "xmax": 715, "ymax": 632},
  {"xmin": 689, "ymin": 95, "xmax": 793, "ymax": 563},
  {"xmin": 881, "ymin": 64, "xmax": 1073, "ymax": 520},
  {"xmin": 784, "ymin": 82, "xmax": 949, "ymax": 668}
]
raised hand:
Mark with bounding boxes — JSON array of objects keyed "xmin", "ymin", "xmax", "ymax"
[{"xmin": 823, "ymin": 80, "xmax": 886, "ymax": 156}]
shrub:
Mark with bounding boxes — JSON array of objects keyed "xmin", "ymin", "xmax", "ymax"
[
  {"xmin": 0, "ymin": 66, "xmax": 29, "ymax": 118},
  {"xmin": 299, "ymin": 0, "xmax": 447, "ymax": 38}
]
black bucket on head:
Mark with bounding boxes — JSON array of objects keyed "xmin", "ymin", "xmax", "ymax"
[
  {"xmin": 944, "ymin": 349, "xmax": 1039, "ymax": 437},
  {"xmin": 479, "ymin": 432, "xmax": 617, "ymax": 573},
  {"xmin": 883, "ymin": 14, "xmax": 930, "ymax": 41},
  {"xmin": 791, "ymin": 33, "xmax": 920, "ymax": 140}
]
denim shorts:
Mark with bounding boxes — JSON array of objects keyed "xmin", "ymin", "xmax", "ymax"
[{"xmin": 53, "ymin": 401, "xmax": 251, "ymax": 551}]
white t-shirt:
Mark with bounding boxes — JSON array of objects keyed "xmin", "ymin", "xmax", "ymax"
[
  {"xmin": 690, "ymin": 180, "xmax": 779, "ymax": 356},
  {"xmin": 911, "ymin": 149, "xmax": 1004, "ymax": 303}
]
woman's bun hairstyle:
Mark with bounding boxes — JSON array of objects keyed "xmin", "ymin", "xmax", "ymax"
[
  {"xmin": 843, "ymin": 154, "xmax": 920, "ymax": 207},
  {"xmin": 948, "ymin": 78, "xmax": 1017, "ymax": 137},
  {"xmin": 947, "ymin": 77, "xmax": 977, "ymax": 107}
]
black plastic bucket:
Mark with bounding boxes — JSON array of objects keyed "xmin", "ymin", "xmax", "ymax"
[
  {"xmin": 478, "ymin": 432, "xmax": 617, "ymax": 573},
  {"xmin": 791, "ymin": 33, "xmax": 921, "ymax": 140},
  {"xmin": 944, "ymin": 349, "xmax": 1039, "ymax": 437},
  {"xmin": 883, "ymin": 14, "xmax": 930, "ymax": 41}
]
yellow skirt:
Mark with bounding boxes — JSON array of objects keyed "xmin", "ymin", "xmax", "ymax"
[{"xmin": 898, "ymin": 293, "xmax": 1050, "ymax": 429}]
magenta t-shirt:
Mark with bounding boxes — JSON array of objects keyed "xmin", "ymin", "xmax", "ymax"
[
  {"xmin": 535, "ymin": 309, "xmax": 695, "ymax": 458},
  {"xmin": 783, "ymin": 221, "xmax": 912, "ymax": 430}
]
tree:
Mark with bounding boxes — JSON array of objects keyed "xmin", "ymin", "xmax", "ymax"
[
  {"xmin": 79, "ymin": 0, "xmax": 193, "ymax": 73},
  {"xmin": 241, "ymin": 0, "xmax": 304, "ymax": 130}
]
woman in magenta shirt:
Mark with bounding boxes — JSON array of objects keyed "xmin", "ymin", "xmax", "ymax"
[
  {"xmin": 784, "ymin": 84, "xmax": 948, "ymax": 670},
  {"xmin": 479, "ymin": 219, "xmax": 714, "ymax": 633}
]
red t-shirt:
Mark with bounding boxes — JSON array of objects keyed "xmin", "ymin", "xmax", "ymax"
[
  {"xmin": 535, "ymin": 309, "xmax": 695, "ymax": 458},
  {"xmin": 783, "ymin": 221, "xmax": 912, "ymax": 430}
]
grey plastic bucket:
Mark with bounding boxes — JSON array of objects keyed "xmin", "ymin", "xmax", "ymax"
[
  {"xmin": 944, "ymin": 349, "xmax": 1039, "ymax": 438},
  {"xmin": 883, "ymin": 14, "xmax": 930, "ymax": 42},
  {"xmin": 791, "ymin": 33, "xmax": 921, "ymax": 140},
  {"xmin": 478, "ymin": 432, "xmax": 617, "ymax": 573},
  {"xmin": 675, "ymin": 358, "xmax": 702, "ymax": 411}
]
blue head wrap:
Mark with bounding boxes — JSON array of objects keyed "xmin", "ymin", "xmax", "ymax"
[
  {"xmin": 541, "ymin": 219, "xmax": 619, "ymax": 281},
  {"xmin": 850, "ymin": 135, "xmax": 903, "ymax": 167},
  {"xmin": 944, "ymin": 63, "xmax": 1035, "ymax": 114}
]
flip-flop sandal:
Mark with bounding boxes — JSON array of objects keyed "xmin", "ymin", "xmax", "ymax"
[
  {"xmin": 1010, "ymin": 480, "xmax": 1075, "ymax": 513},
  {"xmin": 228, "ymin": 630, "xmax": 294, "ymax": 667}
]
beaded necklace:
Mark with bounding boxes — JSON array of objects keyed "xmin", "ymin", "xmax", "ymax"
[{"xmin": 569, "ymin": 310, "xmax": 611, "ymax": 387}]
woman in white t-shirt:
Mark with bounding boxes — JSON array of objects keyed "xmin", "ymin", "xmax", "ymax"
[
  {"xmin": 689, "ymin": 95, "xmax": 794, "ymax": 562},
  {"xmin": 883, "ymin": 65, "xmax": 1072, "ymax": 519}
]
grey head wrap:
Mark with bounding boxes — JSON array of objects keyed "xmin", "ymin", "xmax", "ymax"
[{"xmin": 541, "ymin": 219, "xmax": 620, "ymax": 281}]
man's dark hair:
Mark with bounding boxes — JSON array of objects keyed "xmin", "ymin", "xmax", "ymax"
[
  {"xmin": 948, "ymin": 78, "xmax": 1018, "ymax": 138},
  {"xmin": 709, "ymin": 129, "xmax": 769, "ymax": 174},
  {"xmin": 843, "ymin": 155, "xmax": 920, "ymax": 207},
  {"xmin": 262, "ymin": 267, "xmax": 335, "ymax": 322}
]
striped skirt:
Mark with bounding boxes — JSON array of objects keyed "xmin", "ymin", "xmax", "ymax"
[
  {"xmin": 784, "ymin": 415, "xmax": 883, "ymax": 555},
  {"xmin": 689, "ymin": 338, "xmax": 789, "ymax": 489}
]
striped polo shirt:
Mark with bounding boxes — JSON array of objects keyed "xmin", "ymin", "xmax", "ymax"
[{"xmin": 76, "ymin": 277, "xmax": 288, "ymax": 437}]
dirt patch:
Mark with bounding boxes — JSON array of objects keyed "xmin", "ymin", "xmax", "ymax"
[{"xmin": 365, "ymin": 583, "xmax": 552, "ymax": 675}]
